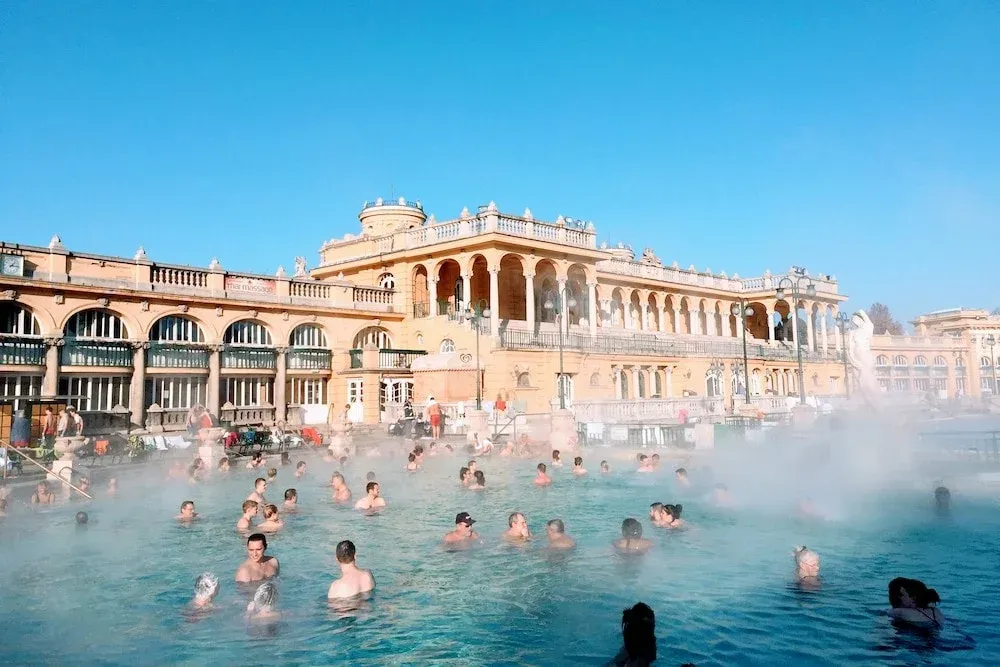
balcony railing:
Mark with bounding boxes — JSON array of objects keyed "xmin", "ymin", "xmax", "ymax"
[
  {"xmin": 499, "ymin": 329, "xmax": 834, "ymax": 362},
  {"xmin": 413, "ymin": 301, "xmax": 430, "ymax": 318},
  {"xmin": 573, "ymin": 397, "xmax": 726, "ymax": 423},
  {"xmin": 220, "ymin": 403, "xmax": 275, "ymax": 426},
  {"xmin": 61, "ymin": 339, "xmax": 133, "ymax": 367},
  {"xmin": 222, "ymin": 346, "xmax": 277, "ymax": 370},
  {"xmin": 147, "ymin": 342, "xmax": 210, "ymax": 369},
  {"xmin": 379, "ymin": 349, "xmax": 426, "ymax": 369},
  {"xmin": 287, "ymin": 348, "xmax": 332, "ymax": 370},
  {"xmin": 349, "ymin": 349, "xmax": 362, "ymax": 369},
  {"xmin": 0, "ymin": 335, "xmax": 46, "ymax": 365}
]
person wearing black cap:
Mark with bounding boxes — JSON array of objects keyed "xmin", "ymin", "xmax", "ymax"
[{"xmin": 443, "ymin": 512, "xmax": 479, "ymax": 543}]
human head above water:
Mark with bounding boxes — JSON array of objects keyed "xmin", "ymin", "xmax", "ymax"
[
  {"xmin": 675, "ymin": 468, "xmax": 688, "ymax": 479},
  {"xmin": 552, "ymin": 450, "xmax": 560, "ymax": 460},
  {"xmin": 366, "ymin": 481, "xmax": 379, "ymax": 495},
  {"xmin": 574, "ymin": 456, "xmax": 583, "ymax": 466},
  {"xmin": 459, "ymin": 466, "xmax": 469, "ymax": 481},
  {"xmin": 537, "ymin": 463, "xmax": 547, "ymax": 473},
  {"xmin": 888, "ymin": 577, "xmax": 940, "ymax": 609},
  {"xmin": 474, "ymin": 470, "xmax": 485, "ymax": 485},
  {"xmin": 242, "ymin": 499, "xmax": 259, "ymax": 514},
  {"xmin": 547, "ymin": 518, "xmax": 565, "ymax": 534},
  {"xmin": 75, "ymin": 511, "xmax": 88, "ymax": 525},
  {"xmin": 934, "ymin": 486, "xmax": 951, "ymax": 508},
  {"xmin": 621, "ymin": 602, "xmax": 656, "ymax": 664},
  {"xmin": 621, "ymin": 518, "xmax": 643, "ymax": 539},
  {"xmin": 251, "ymin": 581, "xmax": 278, "ymax": 611},
  {"xmin": 284, "ymin": 489, "xmax": 297, "ymax": 502},
  {"xmin": 336, "ymin": 539, "xmax": 357, "ymax": 564},
  {"xmin": 194, "ymin": 572, "xmax": 219, "ymax": 601},
  {"xmin": 365, "ymin": 471, "xmax": 376, "ymax": 482}
]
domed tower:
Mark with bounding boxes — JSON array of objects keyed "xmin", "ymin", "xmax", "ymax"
[{"xmin": 358, "ymin": 197, "xmax": 427, "ymax": 237}]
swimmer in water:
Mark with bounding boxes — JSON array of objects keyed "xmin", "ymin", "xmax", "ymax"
[
  {"xmin": 282, "ymin": 489, "xmax": 297, "ymax": 511},
  {"xmin": 551, "ymin": 450, "xmax": 563, "ymax": 467},
  {"xmin": 75, "ymin": 510, "xmax": 88, "ymax": 525},
  {"xmin": 600, "ymin": 461, "xmax": 610, "ymax": 474},
  {"xmin": 266, "ymin": 468, "xmax": 278, "ymax": 484},
  {"xmin": 674, "ymin": 468, "xmax": 690, "ymax": 486},
  {"xmin": 467, "ymin": 460, "xmax": 478, "ymax": 476},
  {"xmin": 246, "ymin": 581, "xmax": 280, "ymax": 621},
  {"xmin": 191, "ymin": 572, "xmax": 220, "ymax": 610},
  {"xmin": 649, "ymin": 502, "xmax": 664, "ymax": 522},
  {"xmin": 934, "ymin": 486, "xmax": 951, "ymax": 514},
  {"xmin": 428, "ymin": 442, "xmax": 438, "ymax": 457},
  {"xmin": 612, "ymin": 602, "xmax": 657, "ymax": 667},
  {"xmin": 365, "ymin": 471, "xmax": 376, "ymax": 483},
  {"xmin": 413, "ymin": 446, "xmax": 425, "ymax": 467},
  {"xmin": 406, "ymin": 453, "xmax": 418, "ymax": 471},
  {"xmin": 187, "ymin": 463, "xmax": 202, "ymax": 484},
  {"xmin": 31, "ymin": 481, "xmax": 55, "ymax": 504},
  {"xmin": 534, "ymin": 463, "xmax": 552, "ymax": 486},
  {"xmin": 339, "ymin": 456, "xmax": 348, "ymax": 468},
  {"xmin": 331, "ymin": 472, "xmax": 351, "ymax": 504},
  {"xmin": 280, "ymin": 452, "xmax": 291, "ymax": 467},
  {"xmin": 217, "ymin": 457, "xmax": 231, "ymax": 472},
  {"xmin": 107, "ymin": 477, "xmax": 118, "ymax": 495},
  {"xmin": 572, "ymin": 456, "xmax": 587, "ymax": 475},
  {"xmin": 176, "ymin": 500, "xmax": 198, "ymax": 521},
  {"xmin": 637, "ymin": 455, "xmax": 654, "ymax": 473},
  {"xmin": 503, "ymin": 512, "xmax": 531, "ymax": 543},
  {"xmin": 354, "ymin": 482, "xmax": 386, "ymax": 510},
  {"xmin": 660, "ymin": 504, "xmax": 684, "ymax": 529},
  {"xmin": 258, "ymin": 504, "xmax": 284, "ymax": 532},
  {"xmin": 235, "ymin": 533, "xmax": 280, "ymax": 583},
  {"xmin": 712, "ymin": 483, "xmax": 735, "ymax": 507},
  {"xmin": 613, "ymin": 518, "xmax": 653, "ymax": 554},
  {"xmin": 500, "ymin": 441, "xmax": 514, "ymax": 457},
  {"xmin": 295, "ymin": 461, "xmax": 306, "ymax": 478},
  {"xmin": 247, "ymin": 478, "xmax": 267, "ymax": 505},
  {"xmin": 546, "ymin": 519, "xmax": 575, "ymax": 550},
  {"xmin": 237, "ymin": 500, "xmax": 259, "ymax": 531},
  {"xmin": 443, "ymin": 512, "xmax": 479, "ymax": 544},
  {"xmin": 887, "ymin": 578, "xmax": 945, "ymax": 627},
  {"xmin": 246, "ymin": 452, "xmax": 265, "ymax": 470},
  {"xmin": 327, "ymin": 540, "xmax": 376, "ymax": 599},
  {"xmin": 793, "ymin": 546, "xmax": 820, "ymax": 584},
  {"xmin": 459, "ymin": 467, "xmax": 471, "ymax": 487},
  {"xmin": 651, "ymin": 453, "xmax": 661, "ymax": 468},
  {"xmin": 468, "ymin": 471, "xmax": 485, "ymax": 490}
]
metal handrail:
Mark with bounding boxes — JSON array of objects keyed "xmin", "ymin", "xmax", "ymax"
[{"xmin": 1, "ymin": 438, "xmax": 93, "ymax": 498}]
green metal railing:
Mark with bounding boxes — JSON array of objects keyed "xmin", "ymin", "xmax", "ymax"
[
  {"xmin": 0, "ymin": 335, "xmax": 45, "ymax": 365},
  {"xmin": 61, "ymin": 339, "xmax": 133, "ymax": 367}
]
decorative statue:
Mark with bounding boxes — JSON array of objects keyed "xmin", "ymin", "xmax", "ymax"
[
  {"xmin": 640, "ymin": 248, "xmax": 661, "ymax": 266},
  {"xmin": 293, "ymin": 257, "xmax": 308, "ymax": 278},
  {"xmin": 847, "ymin": 310, "xmax": 880, "ymax": 405}
]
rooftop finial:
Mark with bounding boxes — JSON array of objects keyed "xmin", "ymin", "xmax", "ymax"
[
  {"xmin": 208, "ymin": 257, "xmax": 222, "ymax": 271},
  {"xmin": 523, "ymin": 207, "xmax": 533, "ymax": 220},
  {"xmin": 460, "ymin": 206, "xmax": 470, "ymax": 219},
  {"xmin": 276, "ymin": 265, "xmax": 287, "ymax": 278},
  {"xmin": 133, "ymin": 246, "xmax": 147, "ymax": 261},
  {"xmin": 487, "ymin": 200, "xmax": 498, "ymax": 212},
  {"xmin": 48, "ymin": 234, "xmax": 64, "ymax": 250}
]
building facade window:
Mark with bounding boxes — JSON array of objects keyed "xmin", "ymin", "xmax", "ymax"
[
  {"xmin": 59, "ymin": 376, "xmax": 130, "ymax": 411},
  {"xmin": 289, "ymin": 377, "xmax": 327, "ymax": 405},
  {"xmin": 290, "ymin": 324, "xmax": 327, "ymax": 348},
  {"xmin": 378, "ymin": 273, "xmax": 396, "ymax": 290},
  {"xmin": 0, "ymin": 304, "xmax": 41, "ymax": 335},
  {"xmin": 353, "ymin": 326, "xmax": 392, "ymax": 349},
  {"xmin": 145, "ymin": 376, "xmax": 207, "ymax": 410},
  {"xmin": 913, "ymin": 378, "xmax": 930, "ymax": 391},
  {"xmin": 517, "ymin": 372, "xmax": 531, "ymax": 388},
  {"xmin": 440, "ymin": 338, "xmax": 456, "ymax": 353},
  {"xmin": 0, "ymin": 373, "xmax": 42, "ymax": 410},
  {"xmin": 224, "ymin": 320, "xmax": 272, "ymax": 346},
  {"xmin": 223, "ymin": 377, "xmax": 274, "ymax": 407},
  {"xmin": 893, "ymin": 378, "xmax": 910, "ymax": 392},
  {"xmin": 150, "ymin": 316, "xmax": 204, "ymax": 342},
  {"xmin": 66, "ymin": 309, "xmax": 128, "ymax": 339}
]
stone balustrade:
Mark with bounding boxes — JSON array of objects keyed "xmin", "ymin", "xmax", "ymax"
[{"xmin": 573, "ymin": 397, "xmax": 725, "ymax": 423}]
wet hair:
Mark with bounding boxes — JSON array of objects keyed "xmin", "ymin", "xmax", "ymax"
[
  {"xmin": 547, "ymin": 519, "xmax": 565, "ymax": 534},
  {"xmin": 255, "ymin": 477, "xmax": 266, "ymax": 488},
  {"xmin": 366, "ymin": 481, "xmax": 378, "ymax": 494},
  {"xmin": 600, "ymin": 460, "xmax": 609, "ymax": 468},
  {"xmin": 339, "ymin": 456, "xmax": 348, "ymax": 465},
  {"xmin": 638, "ymin": 454, "xmax": 648, "ymax": 462},
  {"xmin": 934, "ymin": 486, "xmax": 951, "ymax": 507},
  {"xmin": 251, "ymin": 581, "xmax": 278, "ymax": 611},
  {"xmin": 649, "ymin": 502, "xmax": 664, "ymax": 514},
  {"xmin": 408, "ymin": 453, "xmax": 416, "ymax": 463},
  {"xmin": 296, "ymin": 461, "xmax": 306, "ymax": 470},
  {"xmin": 248, "ymin": 533, "xmax": 267, "ymax": 549},
  {"xmin": 552, "ymin": 450, "xmax": 560, "ymax": 459},
  {"xmin": 284, "ymin": 489, "xmax": 297, "ymax": 501},
  {"xmin": 180, "ymin": 500, "xmax": 195, "ymax": 511},
  {"xmin": 474, "ymin": 470, "xmax": 485, "ymax": 485},
  {"xmin": 574, "ymin": 457, "xmax": 583, "ymax": 466},
  {"xmin": 194, "ymin": 572, "xmax": 219, "ymax": 600},
  {"xmin": 414, "ymin": 445, "xmax": 424, "ymax": 455},
  {"xmin": 75, "ymin": 511, "xmax": 88, "ymax": 525},
  {"xmin": 508, "ymin": 512, "xmax": 523, "ymax": 527},
  {"xmin": 621, "ymin": 602, "xmax": 656, "ymax": 664},
  {"xmin": 651, "ymin": 453, "xmax": 660, "ymax": 460},
  {"xmin": 459, "ymin": 467, "xmax": 470, "ymax": 480},
  {"xmin": 622, "ymin": 518, "xmax": 643, "ymax": 539},
  {"xmin": 888, "ymin": 577, "xmax": 940, "ymax": 609},
  {"xmin": 218, "ymin": 457, "xmax": 229, "ymax": 469},
  {"xmin": 467, "ymin": 459, "xmax": 476, "ymax": 467},
  {"xmin": 267, "ymin": 468, "xmax": 278, "ymax": 478},
  {"xmin": 537, "ymin": 463, "xmax": 547, "ymax": 473},
  {"xmin": 263, "ymin": 504, "xmax": 278, "ymax": 519},
  {"xmin": 336, "ymin": 539, "xmax": 357, "ymax": 563},
  {"xmin": 445, "ymin": 444, "xmax": 453, "ymax": 452},
  {"xmin": 675, "ymin": 468, "xmax": 688, "ymax": 477},
  {"xmin": 252, "ymin": 453, "xmax": 263, "ymax": 461},
  {"xmin": 192, "ymin": 458, "xmax": 203, "ymax": 468},
  {"xmin": 242, "ymin": 500, "xmax": 259, "ymax": 513},
  {"xmin": 793, "ymin": 545, "xmax": 820, "ymax": 569},
  {"xmin": 332, "ymin": 472, "xmax": 345, "ymax": 483},
  {"xmin": 365, "ymin": 471, "xmax": 376, "ymax": 481},
  {"xmin": 663, "ymin": 504, "xmax": 683, "ymax": 520},
  {"xmin": 187, "ymin": 464, "xmax": 199, "ymax": 476}
]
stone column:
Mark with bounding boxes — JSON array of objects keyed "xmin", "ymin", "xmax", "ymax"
[
  {"xmin": 525, "ymin": 273, "xmax": 535, "ymax": 330},
  {"xmin": 674, "ymin": 309, "xmax": 682, "ymax": 334},
  {"xmin": 129, "ymin": 342, "xmax": 148, "ymax": 429},
  {"xmin": 488, "ymin": 269, "xmax": 500, "ymax": 335},
  {"xmin": 461, "ymin": 273, "xmax": 471, "ymax": 311},
  {"xmin": 428, "ymin": 278, "xmax": 438, "ymax": 316},
  {"xmin": 42, "ymin": 336, "xmax": 63, "ymax": 396},
  {"xmin": 706, "ymin": 309, "xmax": 716, "ymax": 337},
  {"xmin": 766, "ymin": 305, "xmax": 776, "ymax": 342},
  {"xmin": 207, "ymin": 345, "xmax": 221, "ymax": 417},
  {"xmin": 631, "ymin": 366, "xmax": 640, "ymax": 398},
  {"xmin": 588, "ymin": 281, "xmax": 598, "ymax": 336},
  {"xmin": 806, "ymin": 305, "xmax": 816, "ymax": 351},
  {"xmin": 275, "ymin": 346, "xmax": 288, "ymax": 424},
  {"xmin": 820, "ymin": 310, "xmax": 828, "ymax": 353},
  {"xmin": 692, "ymin": 307, "xmax": 702, "ymax": 335},
  {"xmin": 665, "ymin": 366, "xmax": 673, "ymax": 397}
]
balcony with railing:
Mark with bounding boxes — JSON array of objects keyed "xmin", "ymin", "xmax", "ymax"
[
  {"xmin": 573, "ymin": 397, "xmax": 726, "ymax": 423},
  {"xmin": 287, "ymin": 348, "xmax": 332, "ymax": 370},
  {"xmin": 221, "ymin": 346, "xmax": 277, "ymax": 370},
  {"xmin": 347, "ymin": 348, "xmax": 427, "ymax": 370},
  {"xmin": 61, "ymin": 339, "xmax": 133, "ymax": 367},
  {"xmin": 0, "ymin": 335, "xmax": 46, "ymax": 365},
  {"xmin": 147, "ymin": 342, "xmax": 210, "ymax": 369}
]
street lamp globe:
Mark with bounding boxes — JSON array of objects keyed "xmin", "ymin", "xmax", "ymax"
[
  {"xmin": 567, "ymin": 297, "xmax": 577, "ymax": 309},
  {"xmin": 775, "ymin": 288, "xmax": 786, "ymax": 301},
  {"xmin": 543, "ymin": 298, "xmax": 554, "ymax": 310},
  {"xmin": 731, "ymin": 304, "xmax": 740, "ymax": 316},
  {"xmin": 806, "ymin": 283, "xmax": 817, "ymax": 297},
  {"xmin": 746, "ymin": 306, "xmax": 754, "ymax": 316},
  {"xmin": 482, "ymin": 308, "xmax": 491, "ymax": 318}
]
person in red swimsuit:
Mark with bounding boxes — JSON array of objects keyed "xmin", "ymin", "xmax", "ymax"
[{"xmin": 426, "ymin": 397, "xmax": 442, "ymax": 439}]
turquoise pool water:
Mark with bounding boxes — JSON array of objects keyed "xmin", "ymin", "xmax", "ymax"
[{"xmin": 1, "ymin": 447, "xmax": 997, "ymax": 666}]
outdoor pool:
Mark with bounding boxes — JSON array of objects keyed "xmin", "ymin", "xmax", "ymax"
[{"xmin": 1, "ymin": 445, "xmax": 997, "ymax": 665}]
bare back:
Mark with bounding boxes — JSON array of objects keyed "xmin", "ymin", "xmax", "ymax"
[{"xmin": 328, "ymin": 567, "xmax": 375, "ymax": 599}]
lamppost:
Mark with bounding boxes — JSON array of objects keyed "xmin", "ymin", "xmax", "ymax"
[
  {"xmin": 543, "ymin": 286, "xmax": 577, "ymax": 410},
  {"xmin": 731, "ymin": 299, "xmax": 754, "ymax": 405},
  {"xmin": 986, "ymin": 334, "xmax": 998, "ymax": 397},
  {"xmin": 836, "ymin": 312, "xmax": 851, "ymax": 399},
  {"xmin": 465, "ymin": 298, "xmax": 491, "ymax": 410},
  {"xmin": 775, "ymin": 269, "xmax": 817, "ymax": 405}
]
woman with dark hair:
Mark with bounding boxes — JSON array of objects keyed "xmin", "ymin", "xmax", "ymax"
[
  {"xmin": 888, "ymin": 577, "xmax": 944, "ymax": 627},
  {"xmin": 612, "ymin": 602, "xmax": 656, "ymax": 666},
  {"xmin": 613, "ymin": 518, "xmax": 653, "ymax": 554}
]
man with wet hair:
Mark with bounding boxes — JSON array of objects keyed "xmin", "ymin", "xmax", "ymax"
[
  {"xmin": 283, "ymin": 489, "xmax": 298, "ymax": 510},
  {"xmin": 332, "ymin": 472, "xmax": 352, "ymax": 504},
  {"xmin": 649, "ymin": 502, "xmax": 664, "ymax": 521},
  {"xmin": 534, "ymin": 463, "xmax": 552, "ymax": 486},
  {"xmin": 328, "ymin": 540, "xmax": 376, "ymax": 599},
  {"xmin": 247, "ymin": 478, "xmax": 267, "ymax": 504},
  {"xmin": 637, "ymin": 455, "xmax": 654, "ymax": 473},
  {"xmin": 354, "ymin": 482, "xmax": 386, "ymax": 510},
  {"xmin": 295, "ymin": 461, "xmax": 307, "ymax": 478},
  {"xmin": 176, "ymin": 500, "xmax": 198, "ymax": 521},
  {"xmin": 675, "ymin": 468, "xmax": 690, "ymax": 486},
  {"xmin": 237, "ymin": 500, "xmax": 259, "ymax": 531},
  {"xmin": 459, "ymin": 467, "xmax": 471, "ymax": 486},
  {"xmin": 235, "ymin": 533, "xmax": 280, "ymax": 583},
  {"xmin": 572, "ymin": 456, "xmax": 587, "ymax": 475},
  {"xmin": 503, "ymin": 512, "xmax": 531, "ymax": 542},
  {"xmin": 545, "ymin": 519, "xmax": 575, "ymax": 549}
]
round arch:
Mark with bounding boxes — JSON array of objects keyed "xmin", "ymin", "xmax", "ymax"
[
  {"xmin": 62, "ymin": 306, "xmax": 134, "ymax": 339},
  {"xmin": 148, "ymin": 313, "xmax": 206, "ymax": 343},
  {"xmin": 412, "ymin": 264, "xmax": 430, "ymax": 316},
  {"xmin": 434, "ymin": 259, "xmax": 462, "ymax": 315},
  {"xmin": 288, "ymin": 322, "xmax": 330, "ymax": 348},
  {"xmin": 0, "ymin": 301, "xmax": 42, "ymax": 336},
  {"xmin": 352, "ymin": 326, "xmax": 393, "ymax": 349},
  {"xmin": 222, "ymin": 319, "xmax": 274, "ymax": 346},
  {"xmin": 498, "ymin": 253, "xmax": 527, "ymax": 321}
]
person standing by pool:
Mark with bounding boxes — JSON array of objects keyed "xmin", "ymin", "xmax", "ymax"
[
  {"xmin": 247, "ymin": 478, "xmax": 267, "ymax": 505},
  {"xmin": 503, "ymin": 512, "xmax": 531, "ymax": 543},
  {"xmin": 328, "ymin": 540, "xmax": 376, "ymax": 599},
  {"xmin": 572, "ymin": 457, "xmax": 587, "ymax": 475},
  {"xmin": 443, "ymin": 512, "xmax": 479, "ymax": 544},
  {"xmin": 42, "ymin": 406, "xmax": 58, "ymax": 449},
  {"xmin": 237, "ymin": 500, "xmax": 259, "ymax": 531},
  {"xmin": 236, "ymin": 533, "xmax": 280, "ymax": 583},
  {"xmin": 426, "ymin": 396, "xmax": 442, "ymax": 440},
  {"xmin": 354, "ymin": 482, "xmax": 386, "ymax": 510},
  {"xmin": 545, "ymin": 519, "xmax": 575, "ymax": 549},
  {"xmin": 613, "ymin": 518, "xmax": 653, "ymax": 554},
  {"xmin": 332, "ymin": 472, "xmax": 351, "ymax": 504},
  {"xmin": 10, "ymin": 409, "xmax": 31, "ymax": 450},
  {"xmin": 534, "ymin": 463, "xmax": 552, "ymax": 486}
]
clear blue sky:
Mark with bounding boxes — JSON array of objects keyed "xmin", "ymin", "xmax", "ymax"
[{"xmin": 2, "ymin": 2, "xmax": 997, "ymax": 327}]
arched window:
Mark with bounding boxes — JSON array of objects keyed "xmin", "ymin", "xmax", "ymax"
[
  {"xmin": 65, "ymin": 309, "xmax": 128, "ymax": 339},
  {"xmin": 589, "ymin": 372, "xmax": 601, "ymax": 387},
  {"xmin": 440, "ymin": 338, "xmax": 456, "ymax": 353},
  {"xmin": 982, "ymin": 356, "xmax": 993, "ymax": 368},
  {"xmin": 150, "ymin": 315, "xmax": 204, "ymax": 343},
  {"xmin": 619, "ymin": 370, "xmax": 629, "ymax": 399},
  {"xmin": 751, "ymin": 369, "xmax": 762, "ymax": 395},
  {"xmin": 352, "ymin": 326, "xmax": 392, "ymax": 349},
  {"xmin": 0, "ymin": 303, "xmax": 41, "ymax": 335},
  {"xmin": 517, "ymin": 372, "xmax": 531, "ymax": 388},
  {"xmin": 653, "ymin": 371, "xmax": 662, "ymax": 397},
  {"xmin": 892, "ymin": 355, "xmax": 908, "ymax": 366},
  {"xmin": 378, "ymin": 273, "xmax": 396, "ymax": 290},
  {"xmin": 637, "ymin": 371, "xmax": 646, "ymax": 398},
  {"xmin": 913, "ymin": 355, "xmax": 927, "ymax": 367},
  {"xmin": 706, "ymin": 371, "xmax": 722, "ymax": 397},
  {"xmin": 224, "ymin": 320, "xmax": 272, "ymax": 346},
  {"xmin": 956, "ymin": 356, "xmax": 966, "ymax": 369},
  {"xmin": 289, "ymin": 324, "xmax": 327, "ymax": 348},
  {"xmin": 933, "ymin": 356, "xmax": 947, "ymax": 367},
  {"xmin": 876, "ymin": 355, "xmax": 889, "ymax": 367}
]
